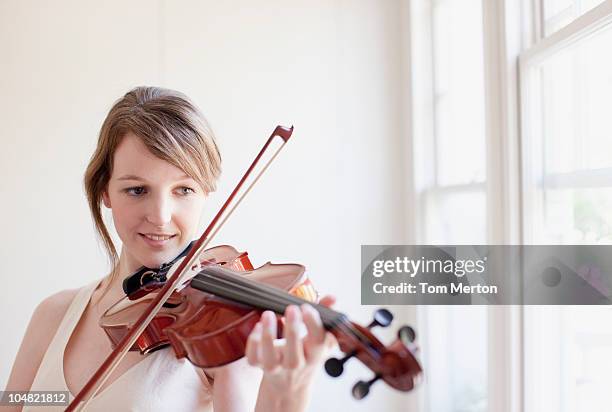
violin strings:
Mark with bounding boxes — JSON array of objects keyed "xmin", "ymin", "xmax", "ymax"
[
  {"xmin": 195, "ymin": 272, "xmax": 382, "ymax": 359},
  {"xmin": 195, "ymin": 266, "xmax": 328, "ymax": 314},
  {"xmin": 191, "ymin": 273, "xmax": 364, "ymax": 346},
  {"xmin": 201, "ymin": 268, "xmax": 382, "ymax": 348},
  {"xmin": 196, "ymin": 268, "xmax": 380, "ymax": 351},
  {"xmin": 204, "ymin": 268, "xmax": 342, "ymax": 323},
  {"xmin": 191, "ymin": 269, "xmax": 342, "ymax": 326},
  {"xmin": 195, "ymin": 277, "xmax": 292, "ymax": 317},
  {"xmin": 191, "ymin": 268, "xmax": 380, "ymax": 354},
  {"xmin": 191, "ymin": 273, "xmax": 326, "ymax": 320}
]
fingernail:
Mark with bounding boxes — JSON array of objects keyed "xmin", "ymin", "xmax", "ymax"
[{"xmin": 262, "ymin": 311, "xmax": 272, "ymax": 323}]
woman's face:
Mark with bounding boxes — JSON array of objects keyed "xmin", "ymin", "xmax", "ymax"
[{"xmin": 102, "ymin": 132, "xmax": 207, "ymax": 271}]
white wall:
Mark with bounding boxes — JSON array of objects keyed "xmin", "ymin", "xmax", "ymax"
[{"xmin": 0, "ymin": 1, "xmax": 418, "ymax": 410}]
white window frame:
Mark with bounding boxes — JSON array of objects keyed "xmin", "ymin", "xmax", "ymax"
[
  {"xmin": 409, "ymin": 0, "xmax": 612, "ymax": 410},
  {"xmin": 518, "ymin": 1, "xmax": 612, "ymax": 411},
  {"xmin": 407, "ymin": 0, "xmax": 526, "ymax": 411},
  {"xmin": 519, "ymin": 0, "xmax": 612, "ymax": 244},
  {"xmin": 482, "ymin": 0, "xmax": 525, "ymax": 410}
]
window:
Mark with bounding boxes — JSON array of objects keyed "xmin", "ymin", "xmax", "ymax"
[
  {"xmin": 520, "ymin": 2, "xmax": 612, "ymax": 410},
  {"xmin": 413, "ymin": 0, "xmax": 488, "ymax": 245},
  {"xmin": 410, "ymin": 1, "xmax": 488, "ymax": 411},
  {"xmin": 522, "ymin": 15, "xmax": 612, "ymax": 244}
]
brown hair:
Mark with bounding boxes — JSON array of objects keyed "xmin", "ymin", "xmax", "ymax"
[{"xmin": 84, "ymin": 86, "xmax": 221, "ymax": 298}]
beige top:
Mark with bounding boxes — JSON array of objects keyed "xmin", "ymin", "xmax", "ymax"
[{"xmin": 26, "ymin": 278, "xmax": 213, "ymax": 412}]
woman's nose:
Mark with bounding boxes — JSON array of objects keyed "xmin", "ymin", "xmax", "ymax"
[{"xmin": 145, "ymin": 194, "xmax": 173, "ymax": 227}]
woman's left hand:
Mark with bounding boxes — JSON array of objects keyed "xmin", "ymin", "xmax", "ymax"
[{"xmin": 245, "ymin": 295, "xmax": 337, "ymax": 391}]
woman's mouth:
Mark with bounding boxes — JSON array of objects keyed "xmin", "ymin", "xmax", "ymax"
[{"xmin": 139, "ymin": 233, "xmax": 177, "ymax": 248}]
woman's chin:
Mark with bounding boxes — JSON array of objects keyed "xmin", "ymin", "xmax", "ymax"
[
  {"xmin": 136, "ymin": 250, "xmax": 176, "ymax": 269},
  {"xmin": 131, "ymin": 235, "xmax": 183, "ymax": 267}
]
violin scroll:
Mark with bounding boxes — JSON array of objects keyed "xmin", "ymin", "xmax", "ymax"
[{"xmin": 324, "ymin": 308, "xmax": 422, "ymax": 399}]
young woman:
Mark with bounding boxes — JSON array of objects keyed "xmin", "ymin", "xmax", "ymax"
[{"xmin": 5, "ymin": 86, "xmax": 336, "ymax": 411}]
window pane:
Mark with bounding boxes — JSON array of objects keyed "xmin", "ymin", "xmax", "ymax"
[
  {"xmin": 421, "ymin": 306, "xmax": 488, "ymax": 412},
  {"xmin": 432, "ymin": 0, "xmax": 486, "ymax": 186},
  {"xmin": 539, "ymin": 187, "xmax": 612, "ymax": 244},
  {"xmin": 539, "ymin": 24, "xmax": 612, "ymax": 174},
  {"xmin": 525, "ymin": 306, "xmax": 612, "ymax": 412},
  {"xmin": 522, "ymin": 17, "xmax": 612, "ymax": 412},
  {"xmin": 526, "ymin": 22, "xmax": 612, "ymax": 242}
]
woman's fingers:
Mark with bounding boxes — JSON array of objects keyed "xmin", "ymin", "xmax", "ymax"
[
  {"xmin": 260, "ymin": 310, "xmax": 281, "ymax": 372},
  {"xmin": 301, "ymin": 304, "xmax": 325, "ymax": 343},
  {"xmin": 247, "ymin": 297, "xmax": 339, "ymax": 376},
  {"xmin": 246, "ymin": 322, "xmax": 262, "ymax": 366},
  {"xmin": 301, "ymin": 303, "xmax": 328, "ymax": 363},
  {"xmin": 282, "ymin": 305, "xmax": 305, "ymax": 369}
]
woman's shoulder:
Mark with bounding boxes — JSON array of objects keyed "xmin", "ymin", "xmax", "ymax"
[
  {"xmin": 5, "ymin": 287, "xmax": 80, "ymax": 393},
  {"xmin": 36, "ymin": 287, "xmax": 80, "ymax": 319},
  {"xmin": 26, "ymin": 287, "xmax": 81, "ymax": 355}
]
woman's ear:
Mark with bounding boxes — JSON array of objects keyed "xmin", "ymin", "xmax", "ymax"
[{"xmin": 102, "ymin": 190, "xmax": 111, "ymax": 208}]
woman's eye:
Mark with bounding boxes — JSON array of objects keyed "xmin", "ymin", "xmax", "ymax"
[
  {"xmin": 179, "ymin": 187, "xmax": 196, "ymax": 196},
  {"xmin": 125, "ymin": 187, "xmax": 146, "ymax": 196}
]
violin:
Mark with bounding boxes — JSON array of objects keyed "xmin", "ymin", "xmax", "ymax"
[
  {"xmin": 67, "ymin": 126, "xmax": 422, "ymax": 411},
  {"xmin": 100, "ymin": 244, "xmax": 317, "ymax": 356}
]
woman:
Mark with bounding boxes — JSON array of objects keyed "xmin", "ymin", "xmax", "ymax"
[{"xmin": 5, "ymin": 86, "xmax": 336, "ymax": 411}]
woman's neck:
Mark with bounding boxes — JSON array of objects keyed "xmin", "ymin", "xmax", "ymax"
[
  {"xmin": 92, "ymin": 247, "xmax": 143, "ymax": 308},
  {"xmin": 93, "ymin": 242, "xmax": 193, "ymax": 308}
]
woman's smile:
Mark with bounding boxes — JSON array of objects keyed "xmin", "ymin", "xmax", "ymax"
[{"xmin": 139, "ymin": 232, "xmax": 177, "ymax": 248}]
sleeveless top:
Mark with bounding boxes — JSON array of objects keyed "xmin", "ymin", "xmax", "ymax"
[{"xmin": 26, "ymin": 278, "xmax": 214, "ymax": 411}]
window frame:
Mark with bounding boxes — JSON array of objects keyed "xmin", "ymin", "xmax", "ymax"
[
  {"xmin": 519, "ymin": 0, "xmax": 612, "ymax": 243},
  {"xmin": 518, "ymin": 1, "xmax": 612, "ymax": 411},
  {"xmin": 408, "ymin": 0, "xmax": 525, "ymax": 411},
  {"xmin": 409, "ymin": 0, "xmax": 612, "ymax": 410}
]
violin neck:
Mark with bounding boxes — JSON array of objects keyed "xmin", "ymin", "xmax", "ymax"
[{"xmin": 190, "ymin": 265, "xmax": 345, "ymax": 329}]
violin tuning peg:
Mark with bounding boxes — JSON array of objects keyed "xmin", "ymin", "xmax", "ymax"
[
  {"xmin": 324, "ymin": 350, "xmax": 355, "ymax": 377},
  {"xmin": 351, "ymin": 374, "xmax": 381, "ymax": 400},
  {"xmin": 324, "ymin": 358, "xmax": 344, "ymax": 377},
  {"xmin": 367, "ymin": 308, "xmax": 393, "ymax": 329},
  {"xmin": 398, "ymin": 325, "xmax": 417, "ymax": 345}
]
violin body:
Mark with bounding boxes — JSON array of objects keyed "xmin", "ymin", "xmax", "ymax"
[{"xmin": 100, "ymin": 244, "xmax": 318, "ymax": 367}]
